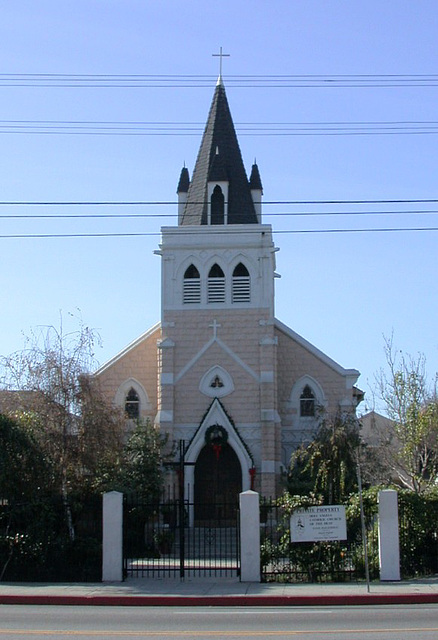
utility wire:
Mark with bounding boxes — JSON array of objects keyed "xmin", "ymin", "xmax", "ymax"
[
  {"xmin": 1, "ymin": 209, "xmax": 438, "ymax": 220},
  {"xmin": 1, "ymin": 199, "xmax": 438, "ymax": 206},
  {"xmin": 1, "ymin": 227, "xmax": 437, "ymax": 239},
  {"xmin": 2, "ymin": 119, "xmax": 438, "ymax": 136},
  {"xmin": 2, "ymin": 119, "xmax": 438, "ymax": 125},
  {"xmin": 1, "ymin": 73, "xmax": 438, "ymax": 88}
]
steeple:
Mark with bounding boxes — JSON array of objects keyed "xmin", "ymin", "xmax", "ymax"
[
  {"xmin": 249, "ymin": 162, "xmax": 263, "ymax": 223},
  {"xmin": 179, "ymin": 82, "xmax": 259, "ymax": 226},
  {"xmin": 177, "ymin": 166, "xmax": 190, "ymax": 224},
  {"xmin": 177, "ymin": 166, "xmax": 190, "ymax": 193}
]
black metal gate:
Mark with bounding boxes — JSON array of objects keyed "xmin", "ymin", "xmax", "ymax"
[{"xmin": 123, "ymin": 494, "xmax": 240, "ymax": 578}]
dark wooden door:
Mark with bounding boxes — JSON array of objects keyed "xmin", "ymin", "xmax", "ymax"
[{"xmin": 194, "ymin": 443, "xmax": 242, "ymax": 524}]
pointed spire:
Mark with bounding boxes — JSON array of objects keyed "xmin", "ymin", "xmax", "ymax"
[
  {"xmin": 177, "ymin": 166, "xmax": 190, "ymax": 193},
  {"xmin": 180, "ymin": 81, "xmax": 258, "ymax": 225},
  {"xmin": 249, "ymin": 162, "xmax": 263, "ymax": 223},
  {"xmin": 249, "ymin": 162, "xmax": 263, "ymax": 192}
]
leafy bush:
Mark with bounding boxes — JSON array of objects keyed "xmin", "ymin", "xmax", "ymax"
[
  {"xmin": 0, "ymin": 496, "xmax": 102, "ymax": 582},
  {"xmin": 262, "ymin": 488, "xmax": 438, "ymax": 582}
]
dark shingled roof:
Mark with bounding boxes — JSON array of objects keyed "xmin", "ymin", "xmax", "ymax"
[
  {"xmin": 180, "ymin": 81, "xmax": 258, "ymax": 225},
  {"xmin": 177, "ymin": 166, "xmax": 190, "ymax": 193},
  {"xmin": 249, "ymin": 162, "xmax": 263, "ymax": 192},
  {"xmin": 208, "ymin": 147, "xmax": 228, "ymax": 182}
]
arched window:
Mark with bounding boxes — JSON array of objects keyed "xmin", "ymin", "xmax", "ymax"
[
  {"xmin": 125, "ymin": 387, "xmax": 140, "ymax": 419},
  {"xmin": 211, "ymin": 185, "xmax": 225, "ymax": 225},
  {"xmin": 232, "ymin": 262, "xmax": 250, "ymax": 303},
  {"xmin": 207, "ymin": 263, "xmax": 225, "ymax": 303},
  {"xmin": 300, "ymin": 385, "xmax": 315, "ymax": 417},
  {"xmin": 183, "ymin": 264, "xmax": 201, "ymax": 304}
]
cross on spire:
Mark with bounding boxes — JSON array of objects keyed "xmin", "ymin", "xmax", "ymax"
[{"xmin": 212, "ymin": 47, "xmax": 230, "ymax": 83}]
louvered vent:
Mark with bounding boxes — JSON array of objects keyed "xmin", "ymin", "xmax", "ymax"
[
  {"xmin": 208, "ymin": 263, "xmax": 225, "ymax": 303},
  {"xmin": 183, "ymin": 264, "xmax": 201, "ymax": 304},
  {"xmin": 232, "ymin": 263, "xmax": 250, "ymax": 303}
]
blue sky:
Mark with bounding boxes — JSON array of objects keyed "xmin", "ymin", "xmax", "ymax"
[{"xmin": 1, "ymin": 1, "xmax": 437, "ymax": 413}]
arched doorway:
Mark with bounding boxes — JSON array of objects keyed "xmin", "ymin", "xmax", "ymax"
[{"xmin": 194, "ymin": 442, "xmax": 242, "ymax": 525}]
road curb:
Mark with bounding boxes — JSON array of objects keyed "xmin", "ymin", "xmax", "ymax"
[{"xmin": 2, "ymin": 593, "xmax": 438, "ymax": 606}]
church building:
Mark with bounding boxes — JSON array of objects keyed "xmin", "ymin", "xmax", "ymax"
[{"xmin": 96, "ymin": 76, "xmax": 363, "ymax": 501}]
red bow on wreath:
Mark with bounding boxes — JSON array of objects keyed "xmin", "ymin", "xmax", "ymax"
[{"xmin": 212, "ymin": 444, "xmax": 222, "ymax": 461}]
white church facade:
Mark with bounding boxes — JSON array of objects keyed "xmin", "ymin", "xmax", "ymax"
[{"xmin": 96, "ymin": 78, "xmax": 363, "ymax": 500}]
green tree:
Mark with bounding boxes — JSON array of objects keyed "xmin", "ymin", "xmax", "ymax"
[
  {"xmin": 116, "ymin": 419, "xmax": 168, "ymax": 501},
  {"xmin": 0, "ymin": 413, "xmax": 51, "ymax": 501},
  {"xmin": 0, "ymin": 314, "xmax": 126, "ymax": 535},
  {"xmin": 288, "ymin": 411, "xmax": 362, "ymax": 503},
  {"xmin": 375, "ymin": 336, "xmax": 438, "ymax": 493}
]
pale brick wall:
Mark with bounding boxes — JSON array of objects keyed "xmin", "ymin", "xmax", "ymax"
[
  {"xmin": 275, "ymin": 322, "xmax": 359, "ymax": 470},
  {"xmin": 96, "ymin": 325, "xmax": 161, "ymax": 424},
  {"xmin": 163, "ymin": 307, "xmax": 273, "ymax": 429}
]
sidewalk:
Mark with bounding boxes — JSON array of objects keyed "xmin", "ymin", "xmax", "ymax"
[{"xmin": 1, "ymin": 576, "xmax": 438, "ymax": 606}]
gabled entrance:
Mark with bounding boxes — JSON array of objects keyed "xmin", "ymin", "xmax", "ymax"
[{"xmin": 183, "ymin": 399, "xmax": 254, "ymax": 522}]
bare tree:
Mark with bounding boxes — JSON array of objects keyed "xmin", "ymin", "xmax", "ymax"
[
  {"xmin": 0, "ymin": 313, "xmax": 125, "ymax": 536},
  {"xmin": 375, "ymin": 335, "xmax": 438, "ymax": 493}
]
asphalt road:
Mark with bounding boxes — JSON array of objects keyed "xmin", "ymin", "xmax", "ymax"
[{"xmin": 1, "ymin": 604, "xmax": 438, "ymax": 639}]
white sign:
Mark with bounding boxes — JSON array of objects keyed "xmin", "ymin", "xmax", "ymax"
[{"xmin": 290, "ymin": 505, "xmax": 347, "ymax": 542}]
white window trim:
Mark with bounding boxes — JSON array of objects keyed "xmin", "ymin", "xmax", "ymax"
[
  {"xmin": 288, "ymin": 375, "xmax": 326, "ymax": 421},
  {"xmin": 115, "ymin": 378, "xmax": 151, "ymax": 416},
  {"xmin": 199, "ymin": 365, "xmax": 235, "ymax": 398}
]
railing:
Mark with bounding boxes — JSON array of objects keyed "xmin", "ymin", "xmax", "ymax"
[
  {"xmin": 123, "ymin": 494, "xmax": 240, "ymax": 579},
  {"xmin": 260, "ymin": 499, "xmax": 378, "ymax": 583},
  {"xmin": 0, "ymin": 495, "xmax": 102, "ymax": 582}
]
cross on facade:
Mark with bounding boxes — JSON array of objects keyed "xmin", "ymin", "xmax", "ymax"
[
  {"xmin": 212, "ymin": 47, "xmax": 230, "ymax": 79},
  {"xmin": 209, "ymin": 319, "xmax": 221, "ymax": 339}
]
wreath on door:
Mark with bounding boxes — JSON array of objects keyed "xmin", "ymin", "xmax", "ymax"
[{"xmin": 205, "ymin": 424, "xmax": 228, "ymax": 460}]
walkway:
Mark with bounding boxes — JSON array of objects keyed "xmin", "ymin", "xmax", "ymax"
[{"xmin": 1, "ymin": 576, "xmax": 438, "ymax": 606}]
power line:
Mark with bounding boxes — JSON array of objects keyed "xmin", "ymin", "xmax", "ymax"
[
  {"xmin": 1, "ymin": 227, "xmax": 437, "ymax": 239},
  {"xmin": 2, "ymin": 209, "xmax": 438, "ymax": 220},
  {"xmin": 1, "ymin": 73, "xmax": 438, "ymax": 81},
  {"xmin": 1, "ymin": 199, "xmax": 438, "ymax": 206},
  {"xmin": 1, "ymin": 73, "xmax": 438, "ymax": 88},
  {"xmin": 2, "ymin": 119, "xmax": 438, "ymax": 136}
]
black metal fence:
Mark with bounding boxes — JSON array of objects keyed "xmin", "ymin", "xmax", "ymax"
[
  {"xmin": 123, "ymin": 494, "xmax": 240, "ymax": 579},
  {"xmin": 0, "ymin": 495, "xmax": 102, "ymax": 582},
  {"xmin": 260, "ymin": 499, "xmax": 378, "ymax": 583},
  {"xmin": 260, "ymin": 494, "xmax": 438, "ymax": 583}
]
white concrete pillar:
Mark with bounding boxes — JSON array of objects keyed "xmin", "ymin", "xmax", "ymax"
[
  {"xmin": 239, "ymin": 490, "xmax": 260, "ymax": 582},
  {"xmin": 102, "ymin": 491, "xmax": 123, "ymax": 582},
  {"xmin": 378, "ymin": 489, "xmax": 400, "ymax": 581}
]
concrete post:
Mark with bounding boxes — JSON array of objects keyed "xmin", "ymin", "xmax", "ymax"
[
  {"xmin": 239, "ymin": 490, "xmax": 260, "ymax": 582},
  {"xmin": 102, "ymin": 491, "xmax": 123, "ymax": 582},
  {"xmin": 378, "ymin": 489, "xmax": 400, "ymax": 581}
]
